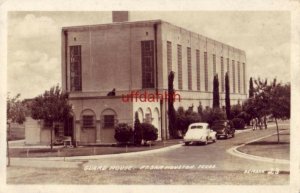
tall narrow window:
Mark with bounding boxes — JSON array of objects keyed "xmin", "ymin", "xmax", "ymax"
[
  {"xmin": 70, "ymin": 45, "xmax": 82, "ymax": 91},
  {"xmin": 232, "ymin": 60, "xmax": 236, "ymax": 93},
  {"xmin": 237, "ymin": 61, "xmax": 241, "ymax": 93},
  {"xmin": 187, "ymin": 47, "xmax": 192, "ymax": 90},
  {"xmin": 141, "ymin": 40, "xmax": 155, "ymax": 88},
  {"xmin": 243, "ymin": 63, "xmax": 246, "ymax": 94},
  {"xmin": 196, "ymin": 49, "xmax": 200, "ymax": 91},
  {"xmin": 227, "ymin": 58, "xmax": 230, "ymax": 75},
  {"xmin": 167, "ymin": 41, "xmax": 172, "ymax": 75},
  {"xmin": 221, "ymin": 56, "xmax": 224, "ymax": 92},
  {"xmin": 213, "ymin": 54, "xmax": 216, "ymax": 76},
  {"xmin": 177, "ymin": 44, "xmax": 182, "ymax": 90},
  {"xmin": 204, "ymin": 52, "xmax": 208, "ymax": 91}
]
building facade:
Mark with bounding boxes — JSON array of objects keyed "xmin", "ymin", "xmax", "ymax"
[{"xmin": 61, "ymin": 16, "xmax": 247, "ymax": 144}]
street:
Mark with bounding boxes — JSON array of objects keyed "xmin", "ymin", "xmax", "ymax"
[
  {"xmin": 85, "ymin": 124, "xmax": 289, "ymax": 172},
  {"xmin": 7, "ymin": 124, "xmax": 290, "ymax": 184}
]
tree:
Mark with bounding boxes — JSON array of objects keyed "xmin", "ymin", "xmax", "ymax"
[
  {"xmin": 7, "ymin": 93, "xmax": 26, "ymax": 166},
  {"xmin": 269, "ymin": 80, "xmax": 290, "ymax": 143},
  {"xmin": 30, "ymin": 85, "xmax": 72, "ymax": 149},
  {"xmin": 134, "ymin": 111, "xmax": 142, "ymax": 145},
  {"xmin": 225, "ymin": 72, "xmax": 231, "ymax": 119},
  {"xmin": 253, "ymin": 78, "xmax": 270, "ymax": 129},
  {"xmin": 213, "ymin": 74, "xmax": 220, "ymax": 109},
  {"xmin": 249, "ymin": 77, "xmax": 254, "ymax": 98},
  {"xmin": 168, "ymin": 71, "xmax": 178, "ymax": 138},
  {"xmin": 197, "ymin": 101, "xmax": 203, "ymax": 117}
]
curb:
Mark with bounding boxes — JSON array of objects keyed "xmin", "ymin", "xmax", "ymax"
[
  {"xmin": 10, "ymin": 143, "xmax": 183, "ymax": 161},
  {"xmin": 226, "ymin": 130, "xmax": 289, "ymax": 165}
]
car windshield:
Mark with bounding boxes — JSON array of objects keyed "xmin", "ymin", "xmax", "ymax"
[{"xmin": 190, "ymin": 125, "xmax": 203, "ymax": 129}]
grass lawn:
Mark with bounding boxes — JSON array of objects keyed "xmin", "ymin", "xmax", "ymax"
[
  {"xmin": 9, "ymin": 140, "xmax": 181, "ymax": 158},
  {"xmin": 7, "ymin": 166, "xmax": 289, "ymax": 185},
  {"xmin": 237, "ymin": 130, "xmax": 290, "ymax": 160}
]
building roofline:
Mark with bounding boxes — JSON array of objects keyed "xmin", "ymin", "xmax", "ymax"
[
  {"xmin": 62, "ymin": 19, "xmax": 163, "ymax": 31},
  {"xmin": 62, "ymin": 19, "xmax": 245, "ymax": 53}
]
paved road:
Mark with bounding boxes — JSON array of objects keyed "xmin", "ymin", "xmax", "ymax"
[{"xmin": 85, "ymin": 124, "xmax": 290, "ymax": 173}]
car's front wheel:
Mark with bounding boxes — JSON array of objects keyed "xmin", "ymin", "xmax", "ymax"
[{"xmin": 185, "ymin": 142, "xmax": 190, "ymax": 146}]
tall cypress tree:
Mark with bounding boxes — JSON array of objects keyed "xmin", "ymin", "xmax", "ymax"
[
  {"xmin": 168, "ymin": 71, "xmax": 177, "ymax": 138},
  {"xmin": 134, "ymin": 111, "xmax": 142, "ymax": 145},
  {"xmin": 225, "ymin": 72, "xmax": 231, "ymax": 119},
  {"xmin": 212, "ymin": 74, "xmax": 220, "ymax": 109},
  {"xmin": 249, "ymin": 77, "xmax": 254, "ymax": 98}
]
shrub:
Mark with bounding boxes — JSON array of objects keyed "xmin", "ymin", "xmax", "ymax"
[
  {"xmin": 140, "ymin": 123, "xmax": 158, "ymax": 142},
  {"xmin": 114, "ymin": 123, "xmax": 133, "ymax": 144},
  {"xmin": 202, "ymin": 107, "xmax": 226, "ymax": 126},
  {"xmin": 175, "ymin": 106, "xmax": 202, "ymax": 136},
  {"xmin": 230, "ymin": 104, "xmax": 242, "ymax": 118},
  {"xmin": 237, "ymin": 111, "xmax": 251, "ymax": 125},
  {"xmin": 231, "ymin": 118, "xmax": 246, "ymax": 129}
]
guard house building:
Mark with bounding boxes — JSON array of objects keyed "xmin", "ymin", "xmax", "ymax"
[{"xmin": 61, "ymin": 12, "xmax": 247, "ymax": 144}]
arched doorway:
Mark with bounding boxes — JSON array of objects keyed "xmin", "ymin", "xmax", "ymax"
[
  {"xmin": 153, "ymin": 108, "xmax": 161, "ymax": 140},
  {"xmin": 100, "ymin": 108, "xmax": 117, "ymax": 143},
  {"xmin": 145, "ymin": 107, "xmax": 152, "ymax": 124},
  {"xmin": 137, "ymin": 108, "xmax": 144, "ymax": 122}
]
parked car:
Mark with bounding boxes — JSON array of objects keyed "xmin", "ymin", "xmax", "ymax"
[
  {"xmin": 211, "ymin": 120, "xmax": 235, "ymax": 139},
  {"xmin": 183, "ymin": 123, "xmax": 217, "ymax": 145}
]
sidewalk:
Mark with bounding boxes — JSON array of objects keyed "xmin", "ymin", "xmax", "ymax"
[{"xmin": 8, "ymin": 139, "xmax": 182, "ymax": 158}]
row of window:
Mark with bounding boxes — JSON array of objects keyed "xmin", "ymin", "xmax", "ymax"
[
  {"xmin": 166, "ymin": 41, "xmax": 246, "ymax": 94},
  {"xmin": 69, "ymin": 42, "xmax": 246, "ymax": 94}
]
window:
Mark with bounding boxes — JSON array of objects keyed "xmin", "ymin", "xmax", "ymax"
[
  {"xmin": 221, "ymin": 57, "xmax": 224, "ymax": 92},
  {"xmin": 213, "ymin": 54, "xmax": 216, "ymax": 76},
  {"xmin": 104, "ymin": 115, "xmax": 115, "ymax": 128},
  {"xmin": 243, "ymin": 63, "xmax": 246, "ymax": 94},
  {"xmin": 196, "ymin": 49, "xmax": 200, "ymax": 91},
  {"xmin": 82, "ymin": 115, "xmax": 95, "ymax": 128},
  {"xmin": 177, "ymin": 44, "xmax": 182, "ymax": 90},
  {"xmin": 187, "ymin": 47, "xmax": 192, "ymax": 90},
  {"xmin": 167, "ymin": 41, "xmax": 172, "ymax": 75},
  {"xmin": 227, "ymin": 58, "xmax": 230, "ymax": 75},
  {"xmin": 237, "ymin": 62, "xmax": 241, "ymax": 93},
  {"xmin": 141, "ymin": 40, "xmax": 155, "ymax": 88},
  {"xmin": 70, "ymin": 45, "xmax": 82, "ymax": 91},
  {"xmin": 232, "ymin": 60, "xmax": 236, "ymax": 93},
  {"xmin": 204, "ymin": 52, "xmax": 208, "ymax": 91}
]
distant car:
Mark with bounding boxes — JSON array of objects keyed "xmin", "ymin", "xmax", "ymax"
[
  {"xmin": 183, "ymin": 123, "xmax": 217, "ymax": 145},
  {"xmin": 211, "ymin": 120, "xmax": 235, "ymax": 139}
]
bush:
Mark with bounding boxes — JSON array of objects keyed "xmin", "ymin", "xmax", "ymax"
[
  {"xmin": 231, "ymin": 104, "xmax": 242, "ymax": 118},
  {"xmin": 237, "ymin": 111, "xmax": 251, "ymax": 125},
  {"xmin": 231, "ymin": 118, "xmax": 245, "ymax": 129},
  {"xmin": 114, "ymin": 123, "xmax": 133, "ymax": 144},
  {"xmin": 140, "ymin": 123, "xmax": 158, "ymax": 142},
  {"xmin": 175, "ymin": 107, "xmax": 201, "ymax": 136},
  {"xmin": 202, "ymin": 107, "xmax": 226, "ymax": 126}
]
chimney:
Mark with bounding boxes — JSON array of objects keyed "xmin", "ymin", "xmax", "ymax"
[{"xmin": 112, "ymin": 11, "xmax": 129, "ymax": 22}]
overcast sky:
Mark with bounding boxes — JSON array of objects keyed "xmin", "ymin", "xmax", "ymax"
[{"xmin": 7, "ymin": 11, "xmax": 290, "ymax": 99}]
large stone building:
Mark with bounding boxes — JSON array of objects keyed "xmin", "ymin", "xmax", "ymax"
[{"xmin": 61, "ymin": 12, "xmax": 247, "ymax": 145}]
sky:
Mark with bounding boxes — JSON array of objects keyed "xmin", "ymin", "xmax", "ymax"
[{"xmin": 7, "ymin": 11, "xmax": 290, "ymax": 99}]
